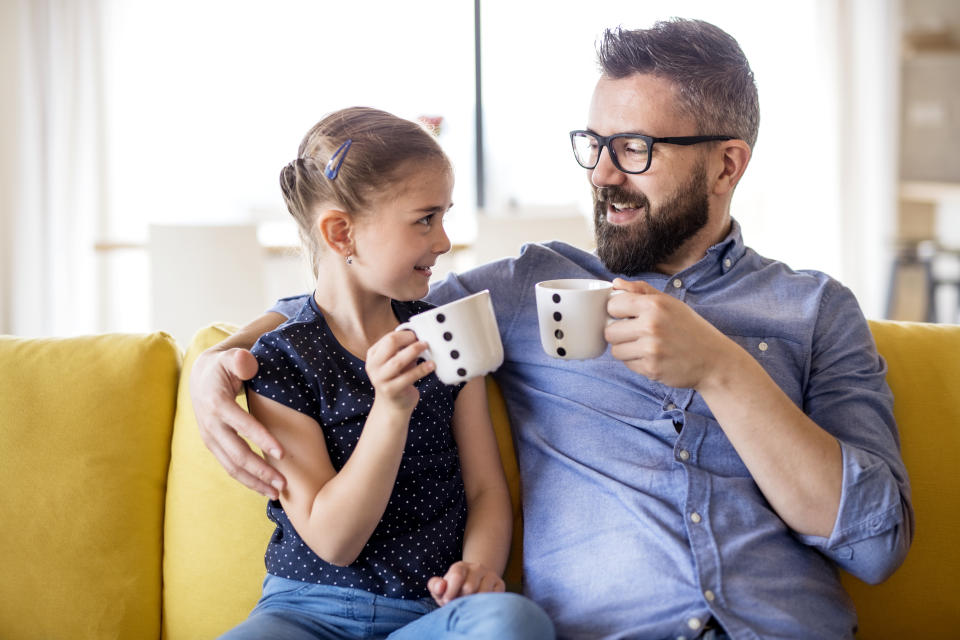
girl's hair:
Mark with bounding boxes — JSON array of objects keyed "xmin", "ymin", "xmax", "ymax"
[
  {"xmin": 597, "ymin": 19, "xmax": 760, "ymax": 149},
  {"xmin": 279, "ymin": 106, "xmax": 450, "ymax": 276}
]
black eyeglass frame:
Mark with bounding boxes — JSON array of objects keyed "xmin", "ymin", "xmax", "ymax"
[{"xmin": 569, "ymin": 130, "xmax": 735, "ymax": 175}]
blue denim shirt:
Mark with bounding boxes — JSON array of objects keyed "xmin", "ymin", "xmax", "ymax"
[{"xmin": 270, "ymin": 221, "xmax": 913, "ymax": 639}]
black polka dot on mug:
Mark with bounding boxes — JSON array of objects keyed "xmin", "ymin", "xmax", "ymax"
[
  {"xmin": 554, "ymin": 329, "xmax": 564, "ymax": 339},
  {"xmin": 436, "ymin": 313, "xmax": 446, "ymax": 323},
  {"xmin": 457, "ymin": 368, "xmax": 467, "ymax": 377},
  {"xmin": 553, "ymin": 312, "xmax": 562, "ymax": 321},
  {"xmin": 450, "ymin": 350, "xmax": 460, "ymax": 360},
  {"xmin": 552, "ymin": 294, "xmax": 561, "ymax": 303},
  {"xmin": 443, "ymin": 332, "xmax": 453, "ymax": 341},
  {"xmin": 557, "ymin": 347, "xmax": 566, "ymax": 357}
]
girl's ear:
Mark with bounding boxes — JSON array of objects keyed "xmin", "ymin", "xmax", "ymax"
[{"xmin": 316, "ymin": 209, "xmax": 353, "ymax": 258}]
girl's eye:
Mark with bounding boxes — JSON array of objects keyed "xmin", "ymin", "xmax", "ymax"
[{"xmin": 416, "ymin": 214, "xmax": 434, "ymax": 226}]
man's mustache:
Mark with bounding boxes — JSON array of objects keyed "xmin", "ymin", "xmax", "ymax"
[{"xmin": 593, "ymin": 185, "xmax": 649, "ymax": 210}]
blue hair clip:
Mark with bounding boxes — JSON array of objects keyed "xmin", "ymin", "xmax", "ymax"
[{"xmin": 324, "ymin": 139, "xmax": 353, "ymax": 180}]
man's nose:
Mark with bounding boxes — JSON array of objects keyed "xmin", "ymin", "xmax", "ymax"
[{"xmin": 590, "ymin": 148, "xmax": 626, "ymax": 188}]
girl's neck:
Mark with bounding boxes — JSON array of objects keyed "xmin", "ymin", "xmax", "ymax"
[{"xmin": 313, "ymin": 278, "xmax": 398, "ymax": 361}]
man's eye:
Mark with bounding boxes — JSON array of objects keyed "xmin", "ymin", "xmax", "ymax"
[{"xmin": 623, "ymin": 142, "xmax": 647, "ymax": 156}]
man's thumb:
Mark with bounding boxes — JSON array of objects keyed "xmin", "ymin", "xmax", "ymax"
[
  {"xmin": 612, "ymin": 277, "xmax": 660, "ymax": 295},
  {"xmin": 228, "ymin": 348, "xmax": 260, "ymax": 381}
]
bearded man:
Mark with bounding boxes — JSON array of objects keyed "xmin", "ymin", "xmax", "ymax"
[{"xmin": 192, "ymin": 19, "xmax": 912, "ymax": 639}]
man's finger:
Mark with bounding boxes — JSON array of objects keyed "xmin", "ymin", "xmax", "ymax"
[
  {"xmin": 205, "ymin": 435, "xmax": 280, "ymax": 498},
  {"xmin": 216, "ymin": 420, "xmax": 286, "ymax": 492},
  {"xmin": 219, "ymin": 400, "xmax": 285, "ymax": 461}
]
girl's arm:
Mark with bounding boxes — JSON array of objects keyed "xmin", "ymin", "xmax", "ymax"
[
  {"xmin": 428, "ymin": 376, "xmax": 513, "ymax": 605},
  {"xmin": 247, "ymin": 330, "xmax": 435, "ymax": 566}
]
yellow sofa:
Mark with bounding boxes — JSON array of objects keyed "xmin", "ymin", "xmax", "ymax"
[{"xmin": 1, "ymin": 320, "xmax": 957, "ymax": 639}]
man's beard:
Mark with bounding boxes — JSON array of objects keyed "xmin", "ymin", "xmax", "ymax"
[{"xmin": 593, "ymin": 162, "xmax": 709, "ymax": 276}]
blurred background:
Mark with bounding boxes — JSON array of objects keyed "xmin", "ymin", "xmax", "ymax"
[{"xmin": 1, "ymin": 0, "xmax": 958, "ymax": 348}]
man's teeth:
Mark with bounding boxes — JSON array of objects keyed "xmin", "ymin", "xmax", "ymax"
[{"xmin": 612, "ymin": 202, "xmax": 640, "ymax": 210}]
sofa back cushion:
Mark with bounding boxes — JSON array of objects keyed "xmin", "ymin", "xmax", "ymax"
[
  {"xmin": 162, "ymin": 324, "xmax": 275, "ymax": 639},
  {"xmin": 841, "ymin": 320, "xmax": 960, "ymax": 637},
  {"xmin": 0, "ymin": 332, "xmax": 180, "ymax": 640}
]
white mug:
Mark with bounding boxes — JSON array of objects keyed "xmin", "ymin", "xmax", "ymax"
[
  {"xmin": 535, "ymin": 279, "xmax": 622, "ymax": 359},
  {"xmin": 396, "ymin": 290, "xmax": 504, "ymax": 385}
]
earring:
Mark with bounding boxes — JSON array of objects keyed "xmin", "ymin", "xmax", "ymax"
[{"xmin": 345, "ymin": 253, "xmax": 353, "ymax": 265}]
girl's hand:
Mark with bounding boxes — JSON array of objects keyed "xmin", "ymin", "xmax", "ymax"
[
  {"xmin": 427, "ymin": 561, "xmax": 506, "ymax": 606},
  {"xmin": 365, "ymin": 330, "xmax": 436, "ymax": 414}
]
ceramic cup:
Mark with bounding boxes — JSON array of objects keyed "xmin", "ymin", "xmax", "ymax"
[
  {"xmin": 396, "ymin": 290, "xmax": 504, "ymax": 385},
  {"xmin": 535, "ymin": 278, "xmax": 622, "ymax": 359}
]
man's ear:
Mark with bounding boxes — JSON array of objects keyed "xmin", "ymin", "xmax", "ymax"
[
  {"xmin": 315, "ymin": 209, "xmax": 353, "ymax": 258},
  {"xmin": 711, "ymin": 140, "xmax": 751, "ymax": 196}
]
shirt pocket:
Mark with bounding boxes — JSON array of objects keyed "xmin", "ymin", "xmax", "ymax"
[{"xmin": 725, "ymin": 334, "xmax": 807, "ymax": 407}]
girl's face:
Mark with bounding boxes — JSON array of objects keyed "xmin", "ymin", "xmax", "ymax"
[{"xmin": 352, "ymin": 159, "xmax": 454, "ymax": 301}]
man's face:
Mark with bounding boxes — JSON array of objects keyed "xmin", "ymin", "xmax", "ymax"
[{"xmin": 585, "ymin": 73, "xmax": 711, "ymax": 275}]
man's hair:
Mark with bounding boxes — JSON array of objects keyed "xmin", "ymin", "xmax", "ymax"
[{"xmin": 597, "ymin": 19, "xmax": 759, "ymax": 149}]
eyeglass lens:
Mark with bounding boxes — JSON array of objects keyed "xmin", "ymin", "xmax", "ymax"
[{"xmin": 572, "ymin": 133, "xmax": 650, "ymax": 172}]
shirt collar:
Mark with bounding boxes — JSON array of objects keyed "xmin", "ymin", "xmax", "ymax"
[{"xmin": 664, "ymin": 218, "xmax": 748, "ymax": 288}]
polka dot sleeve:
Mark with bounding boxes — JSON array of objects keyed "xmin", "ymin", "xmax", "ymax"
[{"xmin": 247, "ymin": 329, "xmax": 322, "ymax": 420}]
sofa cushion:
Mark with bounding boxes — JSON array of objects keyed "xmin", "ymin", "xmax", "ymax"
[
  {"xmin": 0, "ymin": 332, "xmax": 180, "ymax": 640},
  {"xmin": 162, "ymin": 324, "xmax": 275, "ymax": 640},
  {"xmin": 841, "ymin": 320, "xmax": 960, "ymax": 637}
]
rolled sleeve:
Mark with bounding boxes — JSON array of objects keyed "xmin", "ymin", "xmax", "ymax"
[
  {"xmin": 797, "ymin": 281, "xmax": 914, "ymax": 583},
  {"xmin": 799, "ymin": 441, "xmax": 912, "ymax": 583}
]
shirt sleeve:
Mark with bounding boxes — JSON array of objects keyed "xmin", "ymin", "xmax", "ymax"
[
  {"xmin": 246, "ymin": 328, "xmax": 323, "ymax": 420},
  {"xmin": 795, "ymin": 280, "xmax": 914, "ymax": 584},
  {"xmin": 267, "ymin": 294, "xmax": 311, "ymax": 320}
]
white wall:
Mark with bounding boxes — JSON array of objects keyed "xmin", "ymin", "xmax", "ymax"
[{"xmin": 0, "ymin": 1, "xmax": 20, "ymax": 334}]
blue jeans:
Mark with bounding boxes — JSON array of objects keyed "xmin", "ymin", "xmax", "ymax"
[{"xmin": 219, "ymin": 574, "xmax": 555, "ymax": 640}]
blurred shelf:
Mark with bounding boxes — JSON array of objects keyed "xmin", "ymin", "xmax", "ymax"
[{"xmin": 900, "ymin": 180, "xmax": 960, "ymax": 202}]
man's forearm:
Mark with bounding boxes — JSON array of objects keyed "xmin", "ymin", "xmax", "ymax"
[
  {"xmin": 698, "ymin": 344, "xmax": 842, "ymax": 537},
  {"xmin": 205, "ymin": 312, "xmax": 288, "ymax": 354}
]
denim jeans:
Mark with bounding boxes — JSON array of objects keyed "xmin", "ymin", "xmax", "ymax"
[{"xmin": 219, "ymin": 574, "xmax": 555, "ymax": 640}]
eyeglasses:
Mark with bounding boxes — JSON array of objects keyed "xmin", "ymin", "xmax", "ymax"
[{"xmin": 569, "ymin": 130, "xmax": 734, "ymax": 175}]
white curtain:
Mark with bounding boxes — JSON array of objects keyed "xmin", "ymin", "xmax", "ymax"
[{"xmin": 1, "ymin": 0, "xmax": 106, "ymax": 336}]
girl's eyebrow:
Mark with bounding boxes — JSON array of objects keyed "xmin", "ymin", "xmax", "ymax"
[{"xmin": 415, "ymin": 203, "xmax": 453, "ymax": 214}]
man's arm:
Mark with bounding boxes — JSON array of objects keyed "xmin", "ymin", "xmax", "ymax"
[
  {"xmin": 190, "ymin": 311, "xmax": 287, "ymax": 498},
  {"xmin": 606, "ymin": 279, "xmax": 841, "ymax": 536},
  {"xmin": 606, "ymin": 278, "xmax": 913, "ymax": 582}
]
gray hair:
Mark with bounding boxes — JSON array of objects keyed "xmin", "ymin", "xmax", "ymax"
[{"xmin": 597, "ymin": 19, "xmax": 760, "ymax": 149}]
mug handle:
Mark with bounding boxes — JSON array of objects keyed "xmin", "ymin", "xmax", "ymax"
[{"xmin": 395, "ymin": 322, "xmax": 434, "ymax": 362}]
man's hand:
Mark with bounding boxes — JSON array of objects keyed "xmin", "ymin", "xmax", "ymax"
[
  {"xmin": 190, "ymin": 347, "xmax": 287, "ymax": 499},
  {"xmin": 604, "ymin": 277, "xmax": 735, "ymax": 390},
  {"xmin": 427, "ymin": 561, "xmax": 506, "ymax": 606}
]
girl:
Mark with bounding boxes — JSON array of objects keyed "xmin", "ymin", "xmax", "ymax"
[{"xmin": 219, "ymin": 107, "xmax": 553, "ymax": 640}]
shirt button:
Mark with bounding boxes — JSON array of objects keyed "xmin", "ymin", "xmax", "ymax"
[
  {"xmin": 690, "ymin": 512, "xmax": 702, "ymax": 524},
  {"xmin": 687, "ymin": 618, "xmax": 702, "ymax": 631},
  {"xmin": 724, "ymin": 258, "xmax": 732, "ymax": 269},
  {"xmin": 679, "ymin": 450, "xmax": 690, "ymax": 461},
  {"xmin": 704, "ymin": 589, "xmax": 716, "ymax": 602},
  {"xmin": 666, "ymin": 402, "xmax": 677, "ymax": 411},
  {"xmin": 672, "ymin": 278, "xmax": 683, "ymax": 289},
  {"xmin": 758, "ymin": 341, "xmax": 768, "ymax": 352}
]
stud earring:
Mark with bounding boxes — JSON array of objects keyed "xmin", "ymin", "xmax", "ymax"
[{"xmin": 345, "ymin": 254, "xmax": 353, "ymax": 265}]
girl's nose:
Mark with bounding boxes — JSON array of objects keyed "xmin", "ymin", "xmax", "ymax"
[{"xmin": 433, "ymin": 224, "xmax": 452, "ymax": 255}]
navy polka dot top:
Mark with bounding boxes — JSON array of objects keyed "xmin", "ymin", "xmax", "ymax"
[{"xmin": 246, "ymin": 296, "xmax": 467, "ymax": 600}]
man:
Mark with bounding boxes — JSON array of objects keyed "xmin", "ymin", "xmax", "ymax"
[{"xmin": 192, "ymin": 19, "xmax": 912, "ymax": 639}]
